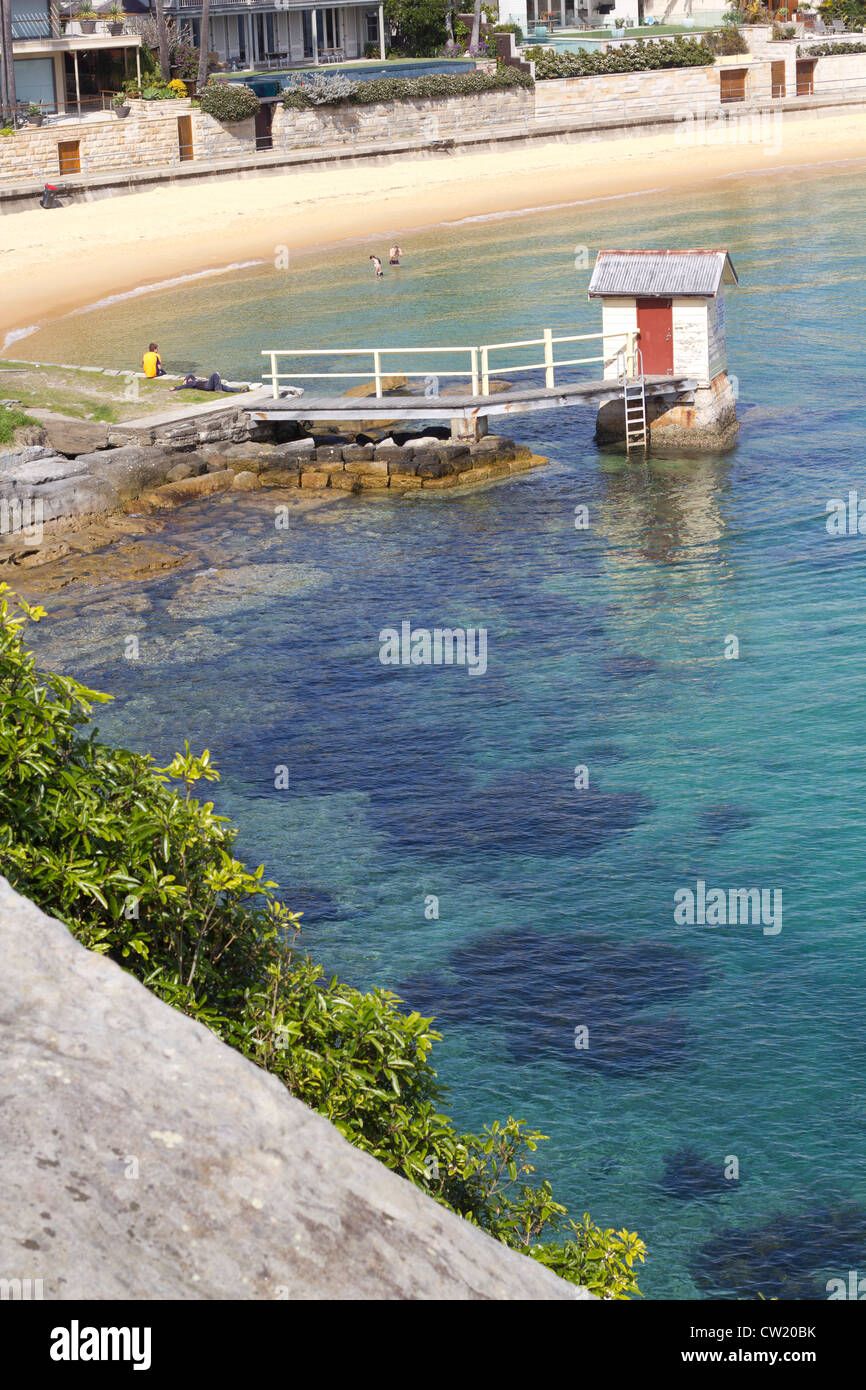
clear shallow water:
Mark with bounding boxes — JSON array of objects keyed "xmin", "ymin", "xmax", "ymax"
[{"xmin": 25, "ymin": 163, "xmax": 866, "ymax": 1299}]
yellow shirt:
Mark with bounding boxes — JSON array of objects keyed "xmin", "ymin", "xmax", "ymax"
[{"xmin": 142, "ymin": 351, "xmax": 160, "ymax": 378}]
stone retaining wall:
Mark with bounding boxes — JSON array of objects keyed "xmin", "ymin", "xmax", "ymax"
[{"xmin": 5, "ymin": 50, "xmax": 866, "ymax": 189}]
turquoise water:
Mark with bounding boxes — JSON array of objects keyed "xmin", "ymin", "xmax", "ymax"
[
  {"xmin": 235, "ymin": 59, "xmax": 477, "ymax": 97},
  {"xmin": 25, "ymin": 161, "xmax": 866, "ymax": 1299}
]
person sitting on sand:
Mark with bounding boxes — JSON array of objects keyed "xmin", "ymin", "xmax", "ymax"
[
  {"xmin": 388, "ymin": 245, "xmax": 403, "ymax": 266},
  {"xmin": 170, "ymin": 372, "xmax": 246, "ymax": 394},
  {"xmin": 142, "ymin": 343, "xmax": 166, "ymax": 378},
  {"xmin": 370, "ymin": 255, "xmax": 384, "ymax": 280}
]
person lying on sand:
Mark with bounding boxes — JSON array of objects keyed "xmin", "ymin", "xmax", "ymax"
[{"xmin": 170, "ymin": 372, "xmax": 246, "ymax": 394}]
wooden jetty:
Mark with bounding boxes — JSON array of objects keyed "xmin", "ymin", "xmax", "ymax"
[{"xmin": 251, "ymin": 331, "xmax": 697, "ymax": 449}]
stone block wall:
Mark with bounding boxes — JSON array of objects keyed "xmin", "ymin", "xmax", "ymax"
[
  {"xmin": 0, "ymin": 101, "xmax": 254, "ymax": 185},
  {"xmin": 270, "ymin": 88, "xmax": 536, "ymax": 152}
]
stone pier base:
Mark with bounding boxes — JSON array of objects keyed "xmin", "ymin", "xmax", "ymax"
[
  {"xmin": 450, "ymin": 414, "xmax": 488, "ymax": 443},
  {"xmin": 595, "ymin": 372, "xmax": 739, "ymax": 454}
]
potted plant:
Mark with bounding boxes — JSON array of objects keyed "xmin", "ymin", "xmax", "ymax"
[
  {"xmin": 113, "ymin": 90, "xmax": 131, "ymax": 117},
  {"xmin": 105, "ymin": 3, "xmax": 124, "ymax": 36},
  {"xmin": 25, "ymin": 102, "xmax": 43, "ymax": 126},
  {"xmin": 77, "ymin": 3, "xmax": 97, "ymax": 34}
]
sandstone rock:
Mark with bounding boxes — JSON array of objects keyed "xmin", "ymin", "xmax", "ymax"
[
  {"xmin": 342, "ymin": 444, "xmax": 374, "ymax": 462},
  {"xmin": 388, "ymin": 455, "xmax": 422, "ymax": 476},
  {"xmin": 329, "ymin": 472, "xmax": 360, "ymax": 491},
  {"xmin": 300, "ymin": 471, "xmax": 331, "ymax": 488},
  {"xmin": 415, "ymin": 456, "xmax": 451, "ymax": 479},
  {"xmin": 41, "ymin": 418, "xmax": 110, "ymax": 457},
  {"xmin": 374, "ymin": 446, "xmax": 402, "ymax": 462},
  {"xmin": 346, "ymin": 458, "xmax": 389, "ymax": 476},
  {"xmin": 231, "ymin": 470, "xmax": 261, "ymax": 492},
  {"xmin": 77, "ymin": 445, "xmax": 178, "ymax": 502},
  {"xmin": 12, "ymin": 425, "xmax": 48, "ymax": 448},
  {"xmin": 260, "ymin": 469, "xmax": 300, "ymax": 488},
  {"xmin": 356, "ymin": 473, "xmax": 390, "ymax": 489},
  {"xmin": 0, "ymin": 445, "xmax": 58, "ymax": 472},
  {"xmin": 0, "ymin": 878, "xmax": 591, "ymax": 1300},
  {"xmin": 165, "ymin": 461, "xmax": 201, "ymax": 483},
  {"xmin": 315, "ymin": 446, "xmax": 344, "ymax": 465},
  {"xmin": 143, "ymin": 470, "xmax": 235, "ymax": 509}
]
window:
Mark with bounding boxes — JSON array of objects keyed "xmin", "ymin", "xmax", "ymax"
[
  {"xmin": 719, "ymin": 68, "xmax": 747, "ymax": 104},
  {"xmin": 237, "ymin": 15, "xmax": 246, "ymax": 62},
  {"xmin": 366, "ymin": 9, "xmax": 379, "ymax": 44}
]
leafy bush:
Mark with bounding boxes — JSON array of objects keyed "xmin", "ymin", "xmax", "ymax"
[
  {"xmin": 167, "ymin": 78, "xmax": 188, "ymax": 98},
  {"xmin": 0, "ymin": 405, "xmax": 37, "ymax": 444},
  {"xmin": 802, "ymin": 38, "xmax": 866, "ymax": 52},
  {"xmin": 527, "ymin": 36, "xmax": 716, "ymax": 79},
  {"xmin": 284, "ymin": 72, "xmax": 359, "ymax": 105},
  {"xmin": 706, "ymin": 25, "xmax": 749, "ymax": 54},
  {"xmin": 283, "ymin": 66, "xmax": 533, "ymax": 109},
  {"xmin": 0, "ymin": 587, "xmax": 645, "ymax": 1298},
  {"xmin": 199, "ymin": 81, "xmax": 260, "ymax": 122}
]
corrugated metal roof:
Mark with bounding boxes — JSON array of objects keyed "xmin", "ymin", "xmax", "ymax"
[{"xmin": 588, "ymin": 249, "xmax": 738, "ymax": 298}]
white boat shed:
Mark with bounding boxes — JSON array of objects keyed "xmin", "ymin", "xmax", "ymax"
[{"xmin": 588, "ymin": 249, "xmax": 739, "ymax": 386}]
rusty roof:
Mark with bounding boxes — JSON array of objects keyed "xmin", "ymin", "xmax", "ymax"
[{"xmin": 588, "ymin": 249, "xmax": 739, "ymax": 298}]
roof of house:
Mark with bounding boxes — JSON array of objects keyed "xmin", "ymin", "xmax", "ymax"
[{"xmin": 588, "ymin": 249, "xmax": 739, "ymax": 298}]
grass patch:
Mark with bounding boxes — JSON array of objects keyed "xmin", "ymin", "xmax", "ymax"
[{"xmin": 0, "ymin": 404, "xmax": 38, "ymax": 445}]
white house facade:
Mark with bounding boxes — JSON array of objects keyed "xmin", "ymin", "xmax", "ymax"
[{"xmin": 163, "ymin": 1, "xmax": 387, "ymax": 67}]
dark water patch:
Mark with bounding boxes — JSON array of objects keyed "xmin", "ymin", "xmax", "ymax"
[
  {"xmin": 691, "ymin": 1204, "xmax": 866, "ymax": 1300},
  {"xmin": 370, "ymin": 770, "xmax": 652, "ymax": 859},
  {"xmin": 658, "ymin": 1147, "xmax": 738, "ymax": 1201},
  {"xmin": 400, "ymin": 927, "xmax": 709, "ymax": 1074},
  {"xmin": 697, "ymin": 804, "xmax": 756, "ymax": 840},
  {"xmin": 600, "ymin": 653, "xmax": 662, "ymax": 680},
  {"xmin": 284, "ymin": 886, "xmax": 347, "ymax": 925}
]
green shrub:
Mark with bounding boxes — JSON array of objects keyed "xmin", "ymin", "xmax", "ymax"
[
  {"xmin": 0, "ymin": 586, "xmax": 645, "ymax": 1298},
  {"xmin": 527, "ymin": 36, "xmax": 716, "ymax": 79},
  {"xmin": 199, "ymin": 81, "xmax": 260, "ymax": 122},
  {"xmin": 802, "ymin": 38, "xmax": 866, "ymax": 53},
  {"xmin": 706, "ymin": 25, "xmax": 749, "ymax": 54},
  {"xmin": 283, "ymin": 66, "xmax": 533, "ymax": 109},
  {"xmin": 0, "ymin": 405, "xmax": 37, "ymax": 444}
]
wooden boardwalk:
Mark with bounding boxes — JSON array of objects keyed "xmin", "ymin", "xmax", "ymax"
[{"xmin": 248, "ymin": 376, "xmax": 697, "ymax": 425}]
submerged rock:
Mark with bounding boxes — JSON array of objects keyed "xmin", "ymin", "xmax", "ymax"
[
  {"xmin": 401, "ymin": 926, "xmax": 708, "ymax": 1075},
  {"xmin": 691, "ymin": 1204, "xmax": 866, "ymax": 1300},
  {"xmin": 658, "ymin": 1147, "xmax": 737, "ymax": 1201}
]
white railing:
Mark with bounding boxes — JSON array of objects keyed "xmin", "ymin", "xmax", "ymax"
[{"xmin": 262, "ymin": 330, "xmax": 639, "ymax": 400}]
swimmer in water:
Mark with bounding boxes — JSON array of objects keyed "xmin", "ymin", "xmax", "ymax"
[
  {"xmin": 389, "ymin": 245, "xmax": 403, "ymax": 266},
  {"xmin": 370, "ymin": 255, "xmax": 384, "ymax": 279}
]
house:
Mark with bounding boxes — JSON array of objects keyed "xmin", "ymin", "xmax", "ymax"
[
  {"xmin": 2, "ymin": 0, "xmax": 143, "ymax": 115},
  {"xmin": 162, "ymin": 1, "xmax": 388, "ymax": 68},
  {"xmin": 589, "ymin": 248, "xmax": 741, "ymax": 451},
  {"xmin": 588, "ymin": 248, "xmax": 738, "ymax": 385}
]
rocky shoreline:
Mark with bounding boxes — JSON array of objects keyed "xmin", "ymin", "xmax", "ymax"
[{"xmin": 0, "ymin": 411, "xmax": 548, "ymax": 582}]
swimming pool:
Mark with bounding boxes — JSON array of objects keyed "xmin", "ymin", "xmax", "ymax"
[{"xmin": 234, "ymin": 59, "xmax": 477, "ymax": 100}]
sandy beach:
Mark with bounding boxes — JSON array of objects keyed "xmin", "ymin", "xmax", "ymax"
[{"xmin": 2, "ymin": 108, "xmax": 866, "ymax": 349}]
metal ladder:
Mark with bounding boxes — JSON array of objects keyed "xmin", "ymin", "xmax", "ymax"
[{"xmin": 620, "ymin": 345, "xmax": 648, "ymax": 456}]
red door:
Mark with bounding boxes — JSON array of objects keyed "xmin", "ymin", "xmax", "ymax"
[{"xmin": 636, "ymin": 297, "xmax": 673, "ymax": 376}]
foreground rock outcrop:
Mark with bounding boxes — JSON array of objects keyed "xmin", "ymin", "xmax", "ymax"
[{"xmin": 0, "ymin": 879, "xmax": 590, "ymax": 1300}]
